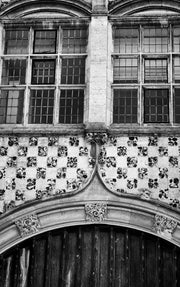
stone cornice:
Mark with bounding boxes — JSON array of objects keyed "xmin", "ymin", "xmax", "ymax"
[{"xmin": 1, "ymin": 125, "xmax": 180, "ymax": 137}]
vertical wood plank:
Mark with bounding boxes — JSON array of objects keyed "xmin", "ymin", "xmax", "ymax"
[
  {"xmin": 0, "ymin": 256, "xmax": 5, "ymax": 287},
  {"xmin": 19, "ymin": 247, "xmax": 30, "ymax": 287},
  {"xmin": 28, "ymin": 239, "xmax": 35, "ymax": 287},
  {"xmin": 140, "ymin": 233, "xmax": 145, "ymax": 287},
  {"xmin": 129, "ymin": 232, "xmax": 142, "ymax": 287},
  {"xmin": 29, "ymin": 237, "xmax": 47, "ymax": 287},
  {"xmin": 93, "ymin": 226, "xmax": 100, "ymax": 287},
  {"xmin": 81, "ymin": 226, "xmax": 93, "ymax": 287},
  {"xmin": 173, "ymin": 247, "xmax": 178, "ymax": 287},
  {"xmin": 44, "ymin": 233, "xmax": 51, "ymax": 287},
  {"xmin": 161, "ymin": 241, "xmax": 176, "ymax": 287},
  {"xmin": 14, "ymin": 248, "xmax": 22, "ymax": 287},
  {"xmin": 176, "ymin": 248, "xmax": 180, "ymax": 287},
  {"xmin": 45, "ymin": 232, "xmax": 63, "ymax": 287},
  {"xmin": 125, "ymin": 229, "xmax": 130, "ymax": 287},
  {"xmin": 49, "ymin": 232, "xmax": 63, "ymax": 287},
  {"xmin": 3, "ymin": 255, "xmax": 13, "ymax": 287},
  {"xmin": 157, "ymin": 238, "xmax": 162, "ymax": 287},
  {"xmin": 13, "ymin": 249, "xmax": 19, "ymax": 287},
  {"xmin": 67, "ymin": 229, "xmax": 78, "ymax": 287},
  {"xmin": 0, "ymin": 256, "xmax": 12, "ymax": 287},
  {"xmin": 109, "ymin": 227, "xmax": 115, "ymax": 287},
  {"xmin": 114, "ymin": 228, "xmax": 127, "ymax": 287},
  {"xmin": 144, "ymin": 237, "xmax": 159, "ymax": 287},
  {"xmin": 74, "ymin": 227, "xmax": 82, "ymax": 286},
  {"xmin": 61, "ymin": 228, "xmax": 78, "ymax": 287},
  {"xmin": 61, "ymin": 229, "xmax": 68, "ymax": 287},
  {"xmin": 99, "ymin": 227, "xmax": 109, "ymax": 287}
]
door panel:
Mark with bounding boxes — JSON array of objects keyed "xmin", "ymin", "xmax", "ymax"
[
  {"xmin": 30, "ymin": 237, "xmax": 46, "ymax": 287},
  {"xmin": 0, "ymin": 225, "xmax": 179, "ymax": 287},
  {"xmin": 145, "ymin": 237, "xmax": 159, "ymax": 287}
]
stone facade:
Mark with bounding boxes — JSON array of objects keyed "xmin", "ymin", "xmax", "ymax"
[{"xmin": 0, "ymin": 0, "xmax": 180, "ymax": 251}]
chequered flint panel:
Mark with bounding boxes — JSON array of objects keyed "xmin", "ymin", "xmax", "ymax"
[
  {"xmin": 0, "ymin": 136, "xmax": 94, "ymax": 213},
  {"xmin": 98, "ymin": 135, "xmax": 180, "ymax": 209},
  {"xmin": 0, "ymin": 134, "xmax": 180, "ymax": 214}
]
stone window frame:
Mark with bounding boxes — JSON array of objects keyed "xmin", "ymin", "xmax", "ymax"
[
  {"xmin": 0, "ymin": 22, "xmax": 88, "ymax": 126},
  {"xmin": 111, "ymin": 22, "xmax": 180, "ymax": 126}
]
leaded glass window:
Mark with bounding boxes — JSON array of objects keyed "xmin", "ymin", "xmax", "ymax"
[
  {"xmin": 1, "ymin": 26, "xmax": 88, "ymax": 125},
  {"xmin": 112, "ymin": 25, "xmax": 180, "ymax": 125}
]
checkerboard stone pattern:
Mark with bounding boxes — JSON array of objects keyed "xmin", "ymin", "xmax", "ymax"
[
  {"xmin": 0, "ymin": 134, "xmax": 180, "ymax": 214},
  {"xmin": 0, "ymin": 136, "xmax": 94, "ymax": 213},
  {"xmin": 98, "ymin": 135, "xmax": 180, "ymax": 209}
]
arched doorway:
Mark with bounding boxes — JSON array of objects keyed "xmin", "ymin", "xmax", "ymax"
[{"xmin": 0, "ymin": 225, "xmax": 179, "ymax": 287}]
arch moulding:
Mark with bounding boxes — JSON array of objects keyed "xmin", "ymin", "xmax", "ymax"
[
  {"xmin": 0, "ymin": 175, "xmax": 180, "ymax": 254},
  {"xmin": 0, "ymin": 0, "xmax": 92, "ymax": 18},
  {"xmin": 109, "ymin": 0, "xmax": 180, "ymax": 15}
]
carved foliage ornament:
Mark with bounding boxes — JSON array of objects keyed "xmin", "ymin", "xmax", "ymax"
[
  {"xmin": 86, "ymin": 132, "xmax": 116, "ymax": 146},
  {"xmin": 86, "ymin": 132, "xmax": 108, "ymax": 145},
  {"xmin": 15, "ymin": 214, "xmax": 40, "ymax": 237},
  {"xmin": 0, "ymin": 0, "xmax": 10, "ymax": 9},
  {"xmin": 85, "ymin": 202, "xmax": 108, "ymax": 222},
  {"xmin": 153, "ymin": 214, "xmax": 177, "ymax": 237}
]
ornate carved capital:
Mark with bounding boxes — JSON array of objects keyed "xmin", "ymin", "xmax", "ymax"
[
  {"xmin": 15, "ymin": 214, "xmax": 40, "ymax": 237},
  {"xmin": 86, "ymin": 132, "xmax": 116, "ymax": 146},
  {"xmin": 85, "ymin": 202, "xmax": 108, "ymax": 222},
  {"xmin": 86, "ymin": 132, "xmax": 108, "ymax": 145},
  {"xmin": 153, "ymin": 214, "xmax": 177, "ymax": 237}
]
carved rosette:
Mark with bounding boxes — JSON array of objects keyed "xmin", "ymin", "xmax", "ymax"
[
  {"xmin": 15, "ymin": 214, "xmax": 40, "ymax": 237},
  {"xmin": 85, "ymin": 202, "xmax": 108, "ymax": 222},
  {"xmin": 153, "ymin": 214, "xmax": 177, "ymax": 237}
]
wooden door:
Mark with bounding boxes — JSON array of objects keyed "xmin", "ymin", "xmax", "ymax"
[{"xmin": 0, "ymin": 225, "xmax": 179, "ymax": 287}]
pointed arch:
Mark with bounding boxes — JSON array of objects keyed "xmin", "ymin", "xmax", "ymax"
[{"xmin": 0, "ymin": 189, "xmax": 180, "ymax": 254}]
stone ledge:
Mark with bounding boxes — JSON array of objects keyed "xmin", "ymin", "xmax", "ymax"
[
  {"xmin": 1, "ymin": 124, "xmax": 180, "ymax": 136},
  {"xmin": 109, "ymin": 125, "xmax": 180, "ymax": 136},
  {"xmin": 0, "ymin": 125, "xmax": 85, "ymax": 136}
]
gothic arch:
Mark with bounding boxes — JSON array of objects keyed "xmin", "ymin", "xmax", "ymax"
[{"xmin": 0, "ymin": 181, "xmax": 180, "ymax": 254}]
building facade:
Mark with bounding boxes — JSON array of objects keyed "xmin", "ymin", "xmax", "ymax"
[{"xmin": 0, "ymin": 0, "xmax": 180, "ymax": 286}]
